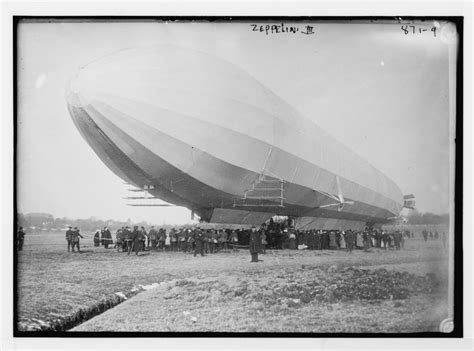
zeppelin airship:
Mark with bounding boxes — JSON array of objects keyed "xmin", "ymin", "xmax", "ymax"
[{"xmin": 66, "ymin": 45, "xmax": 411, "ymax": 230}]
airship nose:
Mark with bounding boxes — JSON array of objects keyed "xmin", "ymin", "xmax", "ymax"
[
  {"xmin": 65, "ymin": 64, "xmax": 110, "ymax": 145},
  {"xmin": 65, "ymin": 65, "xmax": 98, "ymax": 109}
]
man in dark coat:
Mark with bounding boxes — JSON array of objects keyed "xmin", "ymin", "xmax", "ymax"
[
  {"xmin": 329, "ymin": 230, "xmax": 338, "ymax": 249},
  {"xmin": 149, "ymin": 226, "xmax": 158, "ymax": 249},
  {"xmin": 193, "ymin": 229, "xmax": 205, "ymax": 257},
  {"xmin": 345, "ymin": 230, "xmax": 355, "ymax": 252},
  {"xmin": 101, "ymin": 226, "xmax": 112, "ymax": 249},
  {"xmin": 362, "ymin": 231, "xmax": 370, "ymax": 251},
  {"xmin": 93, "ymin": 230, "xmax": 101, "ymax": 247},
  {"xmin": 170, "ymin": 228, "xmax": 178, "ymax": 251},
  {"xmin": 122, "ymin": 227, "xmax": 132, "ymax": 252},
  {"xmin": 128, "ymin": 226, "xmax": 143, "ymax": 256},
  {"xmin": 249, "ymin": 226, "xmax": 261, "ymax": 262},
  {"xmin": 71, "ymin": 228, "xmax": 84, "ymax": 252},
  {"xmin": 140, "ymin": 226, "xmax": 147, "ymax": 251},
  {"xmin": 314, "ymin": 230, "xmax": 321, "ymax": 250},
  {"xmin": 17, "ymin": 227, "xmax": 26, "ymax": 251},
  {"xmin": 303, "ymin": 231, "xmax": 311, "ymax": 250},
  {"xmin": 375, "ymin": 230, "xmax": 382, "ymax": 248},
  {"xmin": 422, "ymin": 229, "xmax": 428, "ymax": 242},
  {"xmin": 66, "ymin": 226, "xmax": 73, "ymax": 252},
  {"xmin": 393, "ymin": 231, "xmax": 402, "ymax": 250},
  {"xmin": 386, "ymin": 233, "xmax": 393, "ymax": 248},
  {"xmin": 115, "ymin": 228, "xmax": 125, "ymax": 251},
  {"xmin": 158, "ymin": 229, "xmax": 167, "ymax": 251},
  {"xmin": 322, "ymin": 230, "xmax": 330, "ymax": 250}
]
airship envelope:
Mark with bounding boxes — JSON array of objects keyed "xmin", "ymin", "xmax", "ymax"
[{"xmin": 66, "ymin": 45, "xmax": 403, "ymax": 229}]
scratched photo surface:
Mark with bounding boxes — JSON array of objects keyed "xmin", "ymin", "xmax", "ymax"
[{"xmin": 16, "ymin": 19, "xmax": 459, "ymax": 334}]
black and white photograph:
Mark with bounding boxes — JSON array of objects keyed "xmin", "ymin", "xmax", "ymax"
[{"xmin": 9, "ymin": 14, "xmax": 465, "ymax": 339}]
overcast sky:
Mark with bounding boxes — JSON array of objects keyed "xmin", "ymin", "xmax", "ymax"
[{"xmin": 16, "ymin": 20, "xmax": 457, "ymax": 224}]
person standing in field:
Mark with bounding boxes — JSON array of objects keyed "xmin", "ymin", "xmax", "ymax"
[
  {"xmin": 288, "ymin": 229, "xmax": 296, "ymax": 250},
  {"xmin": 362, "ymin": 231, "xmax": 370, "ymax": 252},
  {"xmin": 158, "ymin": 229, "xmax": 167, "ymax": 251},
  {"xmin": 313, "ymin": 230, "xmax": 320, "ymax": 250},
  {"xmin": 339, "ymin": 231, "xmax": 346, "ymax": 249},
  {"xmin": 261, "ymin": 230, "xmax": 267, "ymax": 254},
  {"xmin": 345, "ymin": 230, "xmax": 355, "ymax": 253},
  {"xmin": 144, "ymin": 226, "xmax": 150, "ymax": 248},
  {"xmin": 208, "ymin": 230, "xmax": 216, "ymax": 254},
  {"xmin": 393, "ymin": 231, "xmax": 402, "ymax": 250},
  {"xmin": 127, "ymin": 226, "xmax": 136, "ymax": 256},
  {"xmin": 178, "ymin": 228, "xmax": 186, "ymax": 251},
  {"xmin": 101, "ymin": 226, "xmax": 112, "ymax": 249},
  {"xmin": 140, "ymin": 226, "xmax": 147, "ymax": 251},
  {"xmin": 206, "ymin": 230, "xmax": 214, "ymax": 254},
  {"xmin": 219, "ymin": 229, "xmax": 228, "ymax": 252},
  {"xmin": 328, "ymin": 230, "xmax": 338, "ymax": 250},
  {"xmin": 193, "ymin": 229, "xmax": 205, "ymax": 257},
  {"xmin": 17, "ymin": 227, "xmax": 26, "ymax": 251},
  {"xmin": 230, "ymin": 230, "xmax": 239, "ymax": 251},
  {"xmin": 115, "ymin": 228, "xmax": 126, "ymax": 251},
  {"xmin": 186, "ymin": 229, "xmax": 194, "ymax": 253},
  {"xmin": 249, "ymin": 226, "xmax": 261, "ymax": 263},
  {"xmin": 387, "ymin": 232, "xmax": 393, "ymax": 248},
  {"xmin": 149, "ymin": 226, "xmax": 158, "ymax": 249},
  {"xmin": 66, "ymin": 226, "xmax": 73, "ymax": 252},
  {"xmin": 71, "ymin": 227, "xmax": 84, "ymax": 253},
  {"xmin": 164, "ymin": 230, "xmax": 171, "ymax": 251},
  {"xmin": 170, "ymin": 228, "xmax": 178, "ymax": 251},
  {"xmin": 322, "ymin": 230, "xmax": 330, "ymax": 250},
  {"xmin": 422, "ymin": 229, "xmax": 428, "ymax": 242},
  {"xmin": 381, "ymin": 231, "xmax": 389, "ymax": 249},
  {"xmin": 93, "ymin": 230, "xmax": 100, "ymax": 247},
  {"xmin": 128, "ymin": 226, "xmax": 142, "ymax": 256}
]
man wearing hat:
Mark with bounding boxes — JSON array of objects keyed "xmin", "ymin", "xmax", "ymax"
[
  {"xmin": 65, "ymin": 226, "xmax": 73, "ymax": 252},
  {"xmin": 249, "ymin": 226, "xmax": 262, "ymax": 262},
  {"xmin": 101, "ymin": 226, "xmax": 113, "ymax": 249},
  {"xmin": 345, "ymin": 230, "xmax": 355, "ymax": 252},
  {"xmin": 128, "ymin": 225, "xmax": 143, "ymax": 255},
  {"xmin": 193, "ymin": 229, "xmax": 205, "ymax": 257},
  {"xmin": 71, "ymin": 227, "xmax": 84, "ymax": 252},
  {"xmin": 149, "ymin": 226, "xmax": 158, "ymax": 249}
]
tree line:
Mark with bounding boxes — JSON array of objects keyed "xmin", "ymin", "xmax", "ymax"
[
  {"xmin": 406, "ymin": 211, "xmax": 449, "ymax": 225},
  {"xmin": 16, "ymin": 212, "xmax": 185, "ymax": 233}
]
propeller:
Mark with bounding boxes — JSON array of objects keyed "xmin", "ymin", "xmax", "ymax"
[{"xmin": 317, "ymin": 176, "xmax": 354, "ymax": 211}]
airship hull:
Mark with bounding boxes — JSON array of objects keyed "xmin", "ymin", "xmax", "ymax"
[{"xmin": 66, "ymin": 45, "xmax": 404, "ymax": 229}]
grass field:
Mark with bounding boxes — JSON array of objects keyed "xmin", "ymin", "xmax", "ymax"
[{"xmin": 17, "ymin": 231, "xmax": 451, "ymax": 333}]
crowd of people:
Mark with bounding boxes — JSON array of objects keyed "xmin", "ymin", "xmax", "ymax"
[
  {"xmin": 15, "ymin": 220, "xmax": 446, "ymax": 257},
  {"xmin": 78, "ymin": 217, "xmax": 448, "ymax": 260},
  {"xmin": 111, "ymin": 225, "xmax": 238, "ymax": 256}
]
